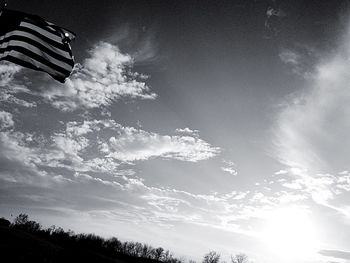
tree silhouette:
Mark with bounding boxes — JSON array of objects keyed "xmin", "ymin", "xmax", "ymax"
[
  {"xmin": 13, "ymin": 213, "xmax": 29, "ymax": 225},
  {"xmin": 202, "ymin": 251, "xmax": 220, "ymax": 263},
  {"xmin": 231, "ymin": 253, "xmax": 248, "ymax": 263},
  {"xmin": 13, "ymin": 213, "xmax": 41, "ymax": 232}
]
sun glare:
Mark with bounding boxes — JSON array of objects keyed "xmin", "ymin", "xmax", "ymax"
[{"xmin": 261, "ymin": 207, "xmax": 320, "ymax": 259}]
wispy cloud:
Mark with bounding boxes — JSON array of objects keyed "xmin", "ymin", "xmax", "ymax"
[
  {"xmin": 319, "ymin": 249, "xmax": 350, "ymax": 260},
  {"xmin": 278, "ymin": 45, "xmax": 317, "ymax": 78},
  {"xmin": 107, "ymin": 23, "xmax": 160, "ymax": 65},
  {"xmin": 274, "ymin": 29, "xmax": 350, "ymax": 218},
  {"xmin": 274, "ymin": 30, "xmax": 350, "ymax": 174},
  {"xmin": 264, "ymin": 5, "xmax": 286, "ymax": 38},
  {"xmin": 273, "ymin": 168, "xmax": 350, "ymax": 216},
  {"xmin": 221, "ymin": 160, "xmax": 238, "ymax": 176},
  {"xmin": 279, "ymin": 49, "xmax": 300, "ymax": 66}
]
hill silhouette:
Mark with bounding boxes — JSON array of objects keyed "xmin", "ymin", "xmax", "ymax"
[
  {"xmin": 0, "ymin": 214, "xmax": 249, "ymax": 263},
  {"xmin": 0, "ymin": 214, "xmax": 183, "ymax": 263}
]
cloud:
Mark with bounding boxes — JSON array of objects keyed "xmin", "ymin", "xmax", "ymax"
[
  {"xmin": 266, "ymin": 7, "xmax": 286, "ymax": 19},
  {"xmin": 0, "ymin": 121, "xmax": 117, "ymax": 188},
  {"xmin": 274, "ymin": 169, "xmax": 288, "ymax": 175},
  {"xmin": 273, "ymin": 167, "xmax": 350, "ymax": 210},
  {"xmin": 319, "ymin": 249, "xmax": 350, "ymax": 260},
  {"xmin": 282, "ymin": 181, "xmax": 303, "ymax": 190},
  {"xmin": 0, "ymin": 129, "xmax": 257, "ymax": 235},
  {"xmin": 279, "ymin": 49, "xmax": 300, "ymax": 66},
  {"xmin": 278, "ymin": 45, "xmax": 318, "ymax": 78},
  {"xmin": 221, "ymin": 160, "xmax": 238, "ymax": 176},
  {"xmin": 103, "ymin": 125, "xmax": 220, "ymax": 162},
  {"xmin": 0, "ymin": 42, "xmax": 156, "ymax": 111},
  {"xmin": 274, "ymin": 26, "xmax": 350, "ymax": 174},
  {"xmin": 0, "ymin": 116, "xmax": 288, "ymax": 236},
  {"xmin": 0, "ymin": 111, "xmax": 14, "ymax": 130},
  {"xmin": 132, "ymin": 32, "xmax": 159, "ymax": 64},
  {"xmin": 0, "ymin": 62, "xmax": 22, "ymax": 86},
  {"xmin": 41, "ymin": 42, "xmax": 157, "ymax": 111},
  {"xmin": 264, "ymin": 6, "xmax": 286, "ymax": 38},
  {"xmin": 58, "ymin": 120, "xmax": 219, "ymax": 164},
  {"xmin": 0, "ymin": 130, "xmax": 52, "ymax": 186},
  {"xmin": 175, "ymin": 127, "xmax": 200, "ymax": 136},
  {"xmin": 0, "ymin": 116, "xmax": 318, "ymax": 239},
  {"xmin": 0, "ymin": 62, "xmax": 36, "ymax": 108},
  {"xmin": 0, "ymin": 92, "xmax": 37, "ymax": 108},
  {"xmin": 0, "ymin": 119, "xmax": 219, "ymax": 187}
]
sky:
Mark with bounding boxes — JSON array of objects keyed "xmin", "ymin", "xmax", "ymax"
[{"xmin": 1, "ymin": 0, "xmax": 350, "ymax": 262}]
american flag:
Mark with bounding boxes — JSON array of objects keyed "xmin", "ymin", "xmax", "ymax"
[{"xmin": 0, "ymin": 8, "xmax": 75, "ymax": 82}]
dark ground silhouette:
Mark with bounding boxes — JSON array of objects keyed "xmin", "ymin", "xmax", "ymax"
[
  {"xmin": 0, "ymin": 214, "xmax": 249, "ymax": 263},
  {"xmin": 0, "ymin": 214, "xmax": 183, "ymax": 263}
]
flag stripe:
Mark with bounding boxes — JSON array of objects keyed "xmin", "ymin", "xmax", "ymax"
[
  {"xmin": 20, "ymin": 21, "xmax": 63, "ymax": 44},
  {"xmin": 0, "ymin": 33, "xmax": 74, "ymax": 64},
  {"xmin": 0, "ymin": 46, "xmax": 71, "ymax": 76},
  {"xmin": 17, "ymin": 26, "xmax": 67, "ymax": 50},
  {"xmin": 23, "ymin": 16, "xmax": 63, "ymax": 38},
  {"xmin": 0, "ymin": 40, "xmax": 73, "ymax": 72},
  {"xmin": 0, "ymin": 53, "xmax": 66, "ymax": 81},
  {"xmin": 0, "ymin": 9, "xmax": 75, "ymax": 82}
]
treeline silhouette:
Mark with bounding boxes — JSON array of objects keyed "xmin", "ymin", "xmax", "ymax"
[{"xmin": 0, "ymin": 214, "xmax": 249, "ymax": 263}]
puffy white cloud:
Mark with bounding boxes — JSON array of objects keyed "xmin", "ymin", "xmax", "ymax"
[
  {"xmin": 104, "ymin": 126, "xmax": 220, "ymax": 162},
  {"xmin": 42, "ymin": 42, "xmax": 157, "ymax": 111},
  {"xmin": 0, "ymin": 122, "xmax": 119, "ymax": 185}
]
